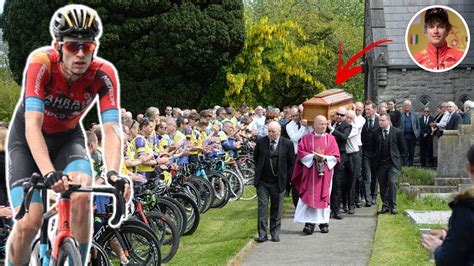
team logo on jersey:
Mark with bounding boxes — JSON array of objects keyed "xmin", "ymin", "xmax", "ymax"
[
  {"xmin": 44, "ymin": 93, "xmax": 93, "ymax": 120},
  {"xmin": 34, "ymin": 65, "xmax": 47, "ymax": 96}
]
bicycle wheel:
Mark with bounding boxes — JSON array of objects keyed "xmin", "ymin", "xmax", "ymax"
[
  {"xmin": 182, "ymin": 181, "xmax": 201, "ymax": 209},
  {"xmin": 155, "ymin": 197, "xmax": 187, "ymax": 236},
  {"xmin": 89, "ymin": 240, "xmax": 112, "ymax": 266},
  {"xmin": 223, "ymin": 169, "xmax": 244, "ymax": 201},
  {"xmin": 144, "ymin": 211, "xmax": 180, "ymax": 263},
  {"xmin": 239, "ymin": 167, "xmax": 255, "ymax": 183},
  {"xmin": 240, "ymin": 177, "xmax": 257, "ymax": 200},
  {"xmin": 208, "ymin": 172, "xmax": 231, "ymax": 208},
  {"xmin": 55, "ymin": 237, "xmax": 82, "ymax": 266},
  {"xmin": 189, "ymin": 176, "xmax": 214, "ymax": 213},
  {"xmin": 97, "ymin": 221, "xmax": 161, "ymax": 265},
  {"xmin": 171, "ymin": 193, "xmax": 200, "ymax": 236}
]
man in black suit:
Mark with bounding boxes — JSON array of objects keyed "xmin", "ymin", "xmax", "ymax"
[
  {"xmin": 253, "ymin": 121, "xmax": 295, "ymax": 242},
  {"xmin": 361, "ymin": 101, "xmax": 380, "ymax": 206},
  {"xmin": 327, "ymin": 107, "xmax": 352, "ymax": 219},
  {"xmin": 419, "ymin": 107, "xmax": 435, "ymax": 167},
  {"xmin": 444, "ymin": 102, "xmax": 462, "ymax": 130},
  {"xmin": 374, "ymin": 114, "xmax": 406, "ymax": 214}
]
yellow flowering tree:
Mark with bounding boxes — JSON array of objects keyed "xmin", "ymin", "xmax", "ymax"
[{"xmin": 225, "ymin": 17, "xmax": 332, "ymax": 107}]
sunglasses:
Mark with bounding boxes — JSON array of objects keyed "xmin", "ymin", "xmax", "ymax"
[
  {"xmin": 59, "ymin": 41, "xmax": 96, "ymax": 54},
  {"xmin": 336, "ymin": 113, "xmax": 346, "ymax": 117}
]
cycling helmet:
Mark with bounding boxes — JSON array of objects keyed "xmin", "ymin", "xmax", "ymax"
[{"xmin": 50, "ymin": 4, "xmax": 102, "ymax": 40}]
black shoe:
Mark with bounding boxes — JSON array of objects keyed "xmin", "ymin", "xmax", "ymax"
[
  {"xmin": 355, "ymin": 202, "xmax": 362, "ymax": 208},
  {"xmin": 254, "ymin": 236, "xmax": 268, "ymax": 243},
  {"xmin": 347, "ymin": 208, "xmax": 355, "ymax": 214},
  {"xmin": 319, "ymin": 223, "xmax": 329, "ymax": 233},
  {"xmin": 364, "ymin": 202, "xmax": 371, "ymax": 207},
  {"xmin": 380, "ymin": 208, "xmax": 390, "ymax": 214},
  {"xmin": 342, "ymin": 205, "xmax": 348, "ymax": 213},
  {"xmin": 271, "ymin": 236, "xmax": 280, "ymax": 242},
  {"xmin": 391, "ymin": 208, "xmax": 398, "ymax": 215},
  {"xmin": 303, "ymin": 223, "xmax": 315, "ymax": 235},
  {"xmin": 332, "ymin": 211, "xmax": 343, "ymax": 220}
]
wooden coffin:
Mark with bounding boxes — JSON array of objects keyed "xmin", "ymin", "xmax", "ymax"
[{"xmin": 302, "ymin": 89, "xmax": 354, "ymax": 123}]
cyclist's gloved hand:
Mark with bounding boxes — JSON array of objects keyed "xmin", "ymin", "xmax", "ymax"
[
  {"xmin": 44, "ymin": 171, "xmax": 66, "ymax": 189},
  {"xmin": 107, "ymin": 170, "xmax": 131, "ymax": 202}
]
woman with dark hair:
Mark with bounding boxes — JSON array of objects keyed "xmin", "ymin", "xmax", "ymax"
[
  {"xmin": 414, "ymin": 7, "xmax": 464, "ymax": 70},
  {"xmin": 421, "ymin": 144, "xmax": 474, "ymax": 264}
]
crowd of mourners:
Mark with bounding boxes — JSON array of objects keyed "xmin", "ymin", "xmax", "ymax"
[
  {"xmin": 1, "ymin": 98, "xmax": 473, "ymax": 262},
  {"xmin": 81, "ymin": 98, "xmax": 474, "ymax": 214}
]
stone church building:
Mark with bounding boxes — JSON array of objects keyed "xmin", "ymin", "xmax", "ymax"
[{"xmin": 364, "ymin": 0, "xmax": 473, "ymax": 111}]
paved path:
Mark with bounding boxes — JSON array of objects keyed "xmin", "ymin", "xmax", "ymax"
[{"xmin": 241, "ymin": 204, "xmax": 377, "ymax": 265}]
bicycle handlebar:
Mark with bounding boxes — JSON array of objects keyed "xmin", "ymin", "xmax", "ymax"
[{"xmin": 15, "ymin": 173, "xmax": 127, "ymax": 227}]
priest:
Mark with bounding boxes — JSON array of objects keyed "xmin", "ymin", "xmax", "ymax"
[{"xmin": 292, "ymin": 115, "xmax": 340, "ymax": 234}]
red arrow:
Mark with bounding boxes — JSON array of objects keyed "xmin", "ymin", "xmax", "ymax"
[{"xmin": 335, "ymin": 39, "xmax": 393, "ymax": 85}]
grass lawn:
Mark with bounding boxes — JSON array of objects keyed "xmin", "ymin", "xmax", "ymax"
[
  {"xmin": 167, "ymin": 196, "xmax": 258, "ymax": 265},
  {"xmin": 369, "ymin": 191, "xmax": 451, "ymax": 265},
  {"xmin": 168, "ymin": 188, "xmax": 293, "ymax": 265}
]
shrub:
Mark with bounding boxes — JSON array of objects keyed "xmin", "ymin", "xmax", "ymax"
[{"xmin": 0, "ymin": 68, "xmax": 20, "ymax": 123}]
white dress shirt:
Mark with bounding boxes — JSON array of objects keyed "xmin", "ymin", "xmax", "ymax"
[
  {"xmin": 346, "ymin": 122, "xmax": 361, "ymax": 153},
  {"xmin": 286, "ymin": 120, "xmax": 312, "ymax": 153},
  {"xmin": 354, "ymin": 115, "xmax": 366, "ymax": 147}
]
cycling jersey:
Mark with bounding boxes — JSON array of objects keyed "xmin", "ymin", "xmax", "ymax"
[
  {"xmin": 7, "ymin": 47, "xmax": 120, "ymax": 207},
  {"xmin": 22, "ymin": 48, "xmax": 119, "ymax": 133},
  {"xmin": 414, "ymin": 43, "xmax": 464, "ymax": 70},
  {"xmin": 133, "ymin": 134, "xmax": 155, "ymax": 173}
]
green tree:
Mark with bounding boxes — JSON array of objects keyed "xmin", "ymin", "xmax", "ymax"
[
  {"xmin": 2, "ymin": 0, "xmax": 245, "ymax": 115},
  {"xmin": 241, "ymin": 0, "xmax": 365, "ymax": 104},
  {"xmin": 225, "ymin": 17, "xmax": 331, "ymax": 107},
  {"xmin": 0, "ymin": 68, "xmax": 20, "ymax": 122}
]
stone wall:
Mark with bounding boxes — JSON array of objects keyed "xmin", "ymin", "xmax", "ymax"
[{"xmin": 377, "ymin": 68, "xmax": 474, "ymax": 112}]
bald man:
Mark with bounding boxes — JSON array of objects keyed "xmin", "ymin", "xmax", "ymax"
[
  {"xmin": 292, "ymin": 116, "xmax": 340, "ymax": 234},
  {"xmin": 254, "ymin": 121, "xmax": 295, "ymax": 242}
]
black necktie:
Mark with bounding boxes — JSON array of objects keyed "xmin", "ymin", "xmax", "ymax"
[
  {"xmin": 383, "ymin": 129, "xmax": 388, "ymax": 140},
  {"xmin": 297, "ymin": 123, "xmax": 301, "ymax": 129},
  {"xmin": 270, "ymin": 140, "xmax": 276, "ymax": 152},
  {"xmin": 368, "ymin": 118, "xmax": 373, "ymax": 129}
]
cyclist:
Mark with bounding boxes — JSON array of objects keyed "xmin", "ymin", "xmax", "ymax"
[{"xmin": 6, "ymin": 4, "xmax": 130, "ymax": 265}]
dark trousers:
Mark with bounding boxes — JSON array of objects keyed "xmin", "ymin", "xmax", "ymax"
[
  {"xmin": 403, "ymin": 133, "xmax": 417, "ymax": 166},
  {"xmin": 419, "ymin": 136, "xmax": 434, "ymax": 167},
  {"xmin": 257, "ymin": 182, "xmax": 284, "ymax": 238},
  {"xmin": 362, "ymin": 152, "xmax": 378, "ymax": 202},
  {"xmin": 330, "ymin": 161, "xmax": 345, "ymax": 212},
  {"xmin": 343, "ymin": 151, "xmax": 362, "ymax": 210},
  {"xmin": 376, "ymin": 162, "xmax": 399, "ymax": 210}
]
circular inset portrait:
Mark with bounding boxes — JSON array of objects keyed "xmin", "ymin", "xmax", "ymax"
[{"xmin": 406, "ymin": 5, "xmax": 470, "ymax": 72}]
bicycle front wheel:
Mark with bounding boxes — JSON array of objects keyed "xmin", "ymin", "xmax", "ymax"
[
  {"xmin": 89, "ymin": 240, "xmax": 112, "ymax": 266},
  {"xmin": 55, "ymin": 237, "xmax": 82, "ymax": 266},
  {"xmin": 97, "ymin": 221, "xmax": 161, "ymax": 265}
]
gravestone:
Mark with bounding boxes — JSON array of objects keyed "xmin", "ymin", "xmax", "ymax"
[
  {"xmin": 405, "ymin": 210, "xmax": 451, "ymax": 225},
  {"xmin": 436, "ymin": 112, "xmax": 474, "ymax": 185}
]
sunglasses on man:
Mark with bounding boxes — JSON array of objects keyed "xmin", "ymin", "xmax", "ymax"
[{"xmin": 59, "ymin": 41, "xmax": 97, "ymax": 54}]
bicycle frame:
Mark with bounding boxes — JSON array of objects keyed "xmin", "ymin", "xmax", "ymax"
[{"xmin": 16, "ymin": 174, "xmax": 126, "ymax": 266}]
